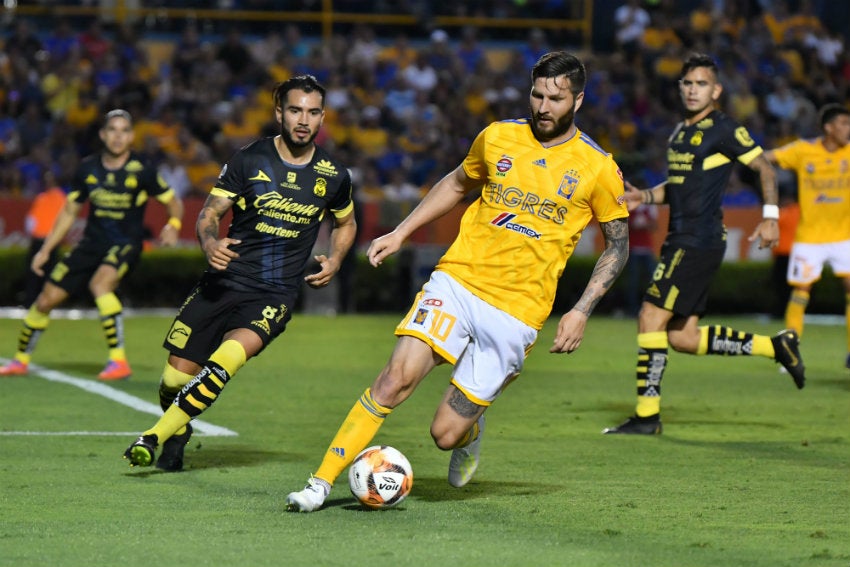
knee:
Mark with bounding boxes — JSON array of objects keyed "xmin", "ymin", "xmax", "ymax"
[
  {"xmin": 668, "ymin": 332, "xmax": 697, "ymax": 353},
  {"xmin": 430, "ymin": 424, "xmax": 461, "ymax": 451}
]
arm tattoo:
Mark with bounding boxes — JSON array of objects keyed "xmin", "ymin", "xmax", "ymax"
[
  {"xmin": 196, "ymin": 195, "xmax": 232, "ymax": 245},
  {"xmin": 573, "ymin": 217, "xmax": 630, "ymax": 316},
  {"xmin": 448, "ymin": 388, "xmax": 483, "ymax": 418}
]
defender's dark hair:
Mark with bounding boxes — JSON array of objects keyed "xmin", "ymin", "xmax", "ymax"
[
  {"xmin": 819, "ymin": 103, "xmax": 850, "ymax": 129},
  {"xmin": 531, "ymin": 51, "xmax": 586, "ymax": 96},
  {"xmin": 273, "ymin": 74, "xmax": 326, "ymax": 109},
  {"xmin": 679, "ymin": 53, "xmax": 719, "ymax": 79}
]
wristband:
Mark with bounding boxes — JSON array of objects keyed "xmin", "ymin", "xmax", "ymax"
[
  {"xmin": 167, "ymin": 217, "xmax": 182, "ymax": 230},
  {"xmin": 762, "ymin": 204, "xmax": 779, "ymax": 220}
]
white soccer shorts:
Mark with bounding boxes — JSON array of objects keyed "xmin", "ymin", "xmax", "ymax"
[{"xmin": 787, "ymin": 239, "xmax": 850, "ymax": 285}]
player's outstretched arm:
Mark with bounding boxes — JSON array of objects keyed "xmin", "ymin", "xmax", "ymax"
[
  {"xmin": 367, "ymin": 165, "xmax": 477, "ymax": 267},
  {"xmin": 550, "ymin": 217, "xmax": 629, "ymax": 354}
]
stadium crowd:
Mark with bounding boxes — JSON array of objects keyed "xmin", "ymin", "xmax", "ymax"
[{"xmin": 0, "ymin": 0, "xmax": 848, "ymax": 222}]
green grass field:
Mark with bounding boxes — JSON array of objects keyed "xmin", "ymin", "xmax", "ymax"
[{"xmin": 1, "ymin": 313, "xmax": 848, "ymax": 567}]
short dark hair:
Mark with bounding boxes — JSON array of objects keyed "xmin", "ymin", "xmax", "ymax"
[
  {"xmin": 680, "ymin": 53, "xmax": 719, "ymax": 79},
  {"xmin": 819, "ymin": 103, "xmax": 850, "ymax": 129},
  {"xmin": 103, "ymin": 108, "xmax": 132, "ymax": 128},
  {"xmin": 273, "ymin": 75, "xmax": 326, "ymax": 109},
  {"xmin": 531, "ymin": 51, "xmax": 586, "ymax": 96}
]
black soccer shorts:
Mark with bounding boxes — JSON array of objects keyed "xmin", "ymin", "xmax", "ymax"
[{"xmin": 642, "ymin": 243, "xmax": 725, "ymax": 318}]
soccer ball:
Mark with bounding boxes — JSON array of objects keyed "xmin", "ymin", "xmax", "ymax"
[{"xmin": 348, "ymin": 445, "xmax": 413, "ymax": 509}]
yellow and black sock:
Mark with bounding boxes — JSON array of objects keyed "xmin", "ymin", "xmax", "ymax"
[
  {"xmin": 14, "ymin": 306, "xmax": 50, "ymax": 364},
  {"xmin": 158, "ymin": 362, "xmax": 195, "ymax": 436},
  {"xmin": 315, "ymin": 388, "xmax": 392, "ymax": 486},
  {"xmin": 635, "ymin": 331, "xmax": 667, "ymax": 418},
  {"xmin": 785, "ymin": 288, "xmax": 809, "ymax": 337},
  {"xmin": 95, "ymin": 292, "xmax": 125, "ymax": 361},
  {"xmin": 144, "ymin": 340, "xmax": 247, "ymax": 442},
  {"xmin": 698, "ymin": 325, "xmax": 774, "ymax": 358}
]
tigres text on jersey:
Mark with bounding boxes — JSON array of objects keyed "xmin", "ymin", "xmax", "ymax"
[{"xmin": 437, "ymin": 119, "xmax": 627, "ymax": 330}]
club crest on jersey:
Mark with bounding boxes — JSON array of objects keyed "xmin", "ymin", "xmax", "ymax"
[
  {"xmin": 491, "ymin": 212, "xmax": 541, "ymax": 239},
  {"xmin": 557, "ymin": 169, "xmax": 580, "ymax": 200},
  {"xmin": 496, "ymin": 156, "xmax": 513, "ymax": 176},
  {"xmin": 314, "ymin": 177, "xmax": 327, "ymax": 197},
  {"xmin": 690, "ymin": 131, "xmax": 703, "ymax": 146},
  {"xmin": 413, "ymin": 308, "xmax": 429, "ymax": 325}
]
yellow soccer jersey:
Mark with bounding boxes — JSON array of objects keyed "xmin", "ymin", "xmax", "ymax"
[
  {"xmin": 436, "ymin": 119, "xmax": 628, "ymax": 330},
  {"xmin": 772, "ymin": 138, "xmax": 850, "ymax": 243}
]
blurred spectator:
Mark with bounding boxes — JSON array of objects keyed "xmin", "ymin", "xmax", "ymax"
[
  {"xmin": 20, "ymin": 172, "xmax": 66, "ymax": 306},
  {"xmin": 79, "ymin": 20, "xmax": 111, "ymax": 63},
  {"xmin": 614, "ymin": 0, "xmax": 650, "ymax": 62},
  {"xmin": 159, "ymin": 150, "xmax": 192, "ymax": 199},
  {"xmin": 402, "ymin": 51, "xmax": 438, "ymax": 93}
]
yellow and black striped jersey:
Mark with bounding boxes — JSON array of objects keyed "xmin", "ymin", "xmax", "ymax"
[
  {"xmin": 771, "ymin": 137, "xmax": 850, "ymax": 244},
  {"xmin": 436, "ymin": 119, "xmax": 627, "ymax": 330}
]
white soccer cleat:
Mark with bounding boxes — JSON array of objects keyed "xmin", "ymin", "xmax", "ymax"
[
  {"xmin": 448, "ymin": 415, "xmax": 485, "ymax": 488},
  {"xmin": 285, "ymin": 477, "xmax": 330, "ymax": 513}
]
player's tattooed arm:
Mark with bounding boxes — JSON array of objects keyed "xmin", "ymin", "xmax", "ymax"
[
  {"xmin": 572, "ymin": 217, "xmax": 630, "ymax": 317},
  {"xmin": 197, "ymin": 194, "xmax": 240, "ymax": 271}
]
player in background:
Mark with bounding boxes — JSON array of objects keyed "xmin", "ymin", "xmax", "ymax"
[
  {"xmin": 123, "ymin": 75, "xmax": 356, "ymax": 472},
  {"xmin": 764, "ymin": 103, "xmax": 850, "ymax": 369},
  {"xmin": 20, "ymin": 171, "xmax": 67, "ymax": 306},
  {"xmin": 0, "ymin": 109, "xmax": 183, "ymax": 381},
  {"xmin": 286, "ymin": 51, "xmax": 630, "ymax": 512},
  {"xmin": 604, "ymin": 53, "xmax": 806, "ymax": 436}
]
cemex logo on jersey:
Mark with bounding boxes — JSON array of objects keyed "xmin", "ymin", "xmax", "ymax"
[{"xmin": 490, "ymin": 212, "xmax": 541, "ymax": 239}]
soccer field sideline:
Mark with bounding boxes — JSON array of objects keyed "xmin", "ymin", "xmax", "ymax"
[{"xmin": 0, "ymin": 357, "xmax": 238, "ymax": 438}]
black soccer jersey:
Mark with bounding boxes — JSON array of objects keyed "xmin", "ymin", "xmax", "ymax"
[
  {"xmin": 664, "ymin": 110, "xmax": 763, "ymax": 248},
  {"xmin": 69, "ymin": 151, "xmax": 173, "ymax": 245},
  {"xmin": 210, "ymin": 137, "xmax": 353, "ymax": 292}
]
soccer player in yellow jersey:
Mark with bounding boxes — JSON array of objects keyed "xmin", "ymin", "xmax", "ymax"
[
  {"xmin": 604, "ymin": 53, "xmax": 806, "ymax": 436},
  {"xmin": 286, "ymin": 51, "xmax": 630, "ymax": 512},
  {"xmin": 765, "ymin": 103, "xmax": 850, "ymax": 368}
]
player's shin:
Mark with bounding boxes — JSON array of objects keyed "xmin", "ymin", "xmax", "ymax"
[
  {"xmin": 698, "ymin": 325, "xmax": 774, "ymax": 357},
  {"xmin": 146, "ymin": 340, "xmax": 246, "ymax": 442},
  {"xmin": 315, "ymin": 388, "xmax": 392, "ymax": 486},
  {"xmin": 635, "ymin": 331, "xmax": 667, "ymax": 417}
]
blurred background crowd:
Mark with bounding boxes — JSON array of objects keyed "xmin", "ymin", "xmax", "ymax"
[{"xmin": 1, "ymin": 0, "xmax": 848, "ymax": 217}]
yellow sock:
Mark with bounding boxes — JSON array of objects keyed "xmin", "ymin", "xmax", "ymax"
[
  {"xmin": 698, "ymin": 325, "xmax": 775, "ymax": 358},
  {"xmin": 95, "ymin": 292, "xmax": 126, "ymax": 361},
  {"xmin": 209, "ymin": 339, "xmax": 247, "ymax": 376},
  {"xmin": 315, "ymin": 388, "xmax": 392, "ymax": 486},
  {"xmin": 785, "ymin": 289, "xmax": 809, "ymax": 336},
  {"xmin": 454, "ymin": 419, "xmax": 481, "ymax": 449},
  {"xmin": 159, "ymin": 362, "xmax": 195, "ymax": 436},
  {"xmin": 15, "ymin": 306, "xmax": 50, "ymax": 364},
  {"xmin": 144, "ymin": 404, "xmax": 192, "ymax": 442},
  {"xmin": 635, "ymin": 331, "xmax": 667, "ymax": 417}
]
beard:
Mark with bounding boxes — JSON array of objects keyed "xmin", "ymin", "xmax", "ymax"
[
  {"xmin": 280, "ymin": 126, "xmax": 317, "ymax": 150},
  {"xmin": 531, "ymin": 105, "xmax": 576, "ymax": 142}
]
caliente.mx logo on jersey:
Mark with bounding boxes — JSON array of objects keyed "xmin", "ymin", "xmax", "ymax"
[{"xmin": 490, "ymin": 212, "xmax": 541, "ymax": 239}]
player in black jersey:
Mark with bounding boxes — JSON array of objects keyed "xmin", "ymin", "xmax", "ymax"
[
  {"xmin": 0, "ymin": 109, "xmax": 184, "ymax": 381},
  {"xmin": 604, "ymin": 53, "xmax": 806, "ymax": 435},
  {"xmin": 124, "ymin": 75, "xmax": 357, "ymax": 471}
]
